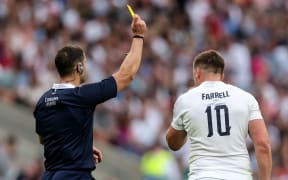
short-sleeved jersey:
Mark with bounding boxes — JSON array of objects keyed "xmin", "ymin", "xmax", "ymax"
[
  {"xmin": 33, "ymin": 77, "xmax": 117, "ymax": 171},
  {"xmin": 171, "ymin": 81, "xmax": 263, "ymax": 180}
]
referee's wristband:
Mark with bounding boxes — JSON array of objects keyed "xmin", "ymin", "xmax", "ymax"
[{"xmin": 133, "ymin": 35, "xmax": 144, "ymax": 39}]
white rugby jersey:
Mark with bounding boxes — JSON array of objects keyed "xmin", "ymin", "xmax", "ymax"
[{"xmin": 171, "ymin": 81, "xmax": 263, "ymax": 180}]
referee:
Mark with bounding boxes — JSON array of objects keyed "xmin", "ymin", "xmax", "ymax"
[{"xmin": 33, "ymin": 15, "xmax": 146, "ymax": 180}]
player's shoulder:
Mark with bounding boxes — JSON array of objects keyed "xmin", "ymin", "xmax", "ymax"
[
  {"xmin": 179, "ymin": 87, "xmax": 198, "ymax": 98},
  {"xmin": 35, "ymin": 89, "xmax": 52, "ymax": 106},
  {"xmin": 34, "ymin": 89, "xmax": 53, "ymax": 116},
  {"xmin": 38, "ymin": 89, "xmax": 52, "ymax": 102},
  {"xmin": 225, "ymin": 83, "xmax": 256, "ymax": 101},
  {"xmin": 174, "ymin": 87, "xmax": 199, "ymax": 106}
]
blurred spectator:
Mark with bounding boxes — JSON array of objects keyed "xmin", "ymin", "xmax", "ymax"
[
  {"xmin": 17, "ymin": 158, "xmax": 44, "ymax": 180},
  {"xmin": 273, "ymin": 133, "xmax": 288, "ymax": 180},
  {"xmin": 0, "ymin": 138, "xmax": 11, "ymax": 179},
  {"xmin": 0, "ymin": 135, "xmax": 19, "ymax": 180},
  {"xmin": 140, "ymin": 140, "xmax": 181, "ymax": 180},
  {"xmin": 129, "ymin": 99, "xmax": 164, "ymax": 154}
]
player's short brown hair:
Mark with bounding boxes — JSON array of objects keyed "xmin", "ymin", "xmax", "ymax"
[
  {"xmin": 193, "ymin": 50, "xmax": 225, "ymax": 74},
  {"xmin": 55, "ymin": 45, "xmax": 84, "ymax": 77}
]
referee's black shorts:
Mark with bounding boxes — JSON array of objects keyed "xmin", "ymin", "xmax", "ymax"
[{"xmin": 42, "ymin": 170, "xmax": 95, "ymax": 180}]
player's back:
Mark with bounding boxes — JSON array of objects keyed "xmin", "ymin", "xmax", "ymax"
[{"xmin": 177, "ymin": 81, "xmax": 256, "ymax": 179}]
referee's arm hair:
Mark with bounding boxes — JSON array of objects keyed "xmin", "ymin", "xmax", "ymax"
[
  {"xmin": 112, "ymin": 14, "xmax": 147, "ymax": 92},
  {"xmin": 249, "ymin": 119, "xmax": 272, "ymax": 180}
]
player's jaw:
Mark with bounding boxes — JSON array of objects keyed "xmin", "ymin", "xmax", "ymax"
[
  {"xmin": 80, "ymin": 58, "xmax": 88, "ymax": 84},
  {"xmin": 80, "ymin": 71, "xmax": 87, "ymax": 84}
]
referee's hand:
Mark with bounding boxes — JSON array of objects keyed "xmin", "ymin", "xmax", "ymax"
[
  {"xmin": 131, "ymin": 14, "xmax": 147, "ymax": 37},
  {"xmin": 93, "ymin": 146, "xmax": 103, "ymax": 163}
]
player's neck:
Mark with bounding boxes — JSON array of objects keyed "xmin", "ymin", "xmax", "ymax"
[
  {"xmin": 198, "ymin": 74, "xmax": 222, "ymax": 84},
  {"xmin": 203, "ymin": 77, "xmax": 222, "ymax": 82},
  {"xmin": 60, "ymin": 74, "xmax": 80, "ymax": 86}
]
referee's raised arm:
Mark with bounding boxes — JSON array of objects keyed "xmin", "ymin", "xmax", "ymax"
[{"xmin": 112, "ymin": 14, "xmax": 147, "ymax": 92}]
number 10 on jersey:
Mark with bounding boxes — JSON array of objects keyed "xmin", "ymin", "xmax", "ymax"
[{"xmin": 205, "ymin": 104, "xmax": 231, "ymax": 137}]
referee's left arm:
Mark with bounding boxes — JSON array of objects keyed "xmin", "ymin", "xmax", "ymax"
[{"xmin": 112, "ymin": 14, "xmax": 147, "ymax": 92}]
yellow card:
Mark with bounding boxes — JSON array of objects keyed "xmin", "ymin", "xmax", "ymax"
[{"xmin": 127, "ymin": 4, "xmax": 135, "ymax": 18}]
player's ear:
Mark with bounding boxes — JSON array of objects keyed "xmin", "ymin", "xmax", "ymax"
[
  {"xmin": 75, "ymin": 63, "xmax": 84, "ymax": 74},
  {"xmin": 195, "ymin": 67, "xmax": 201, "ymax": 79}
]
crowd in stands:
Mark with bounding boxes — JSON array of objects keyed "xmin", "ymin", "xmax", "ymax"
[
  {"xmin": 0, "ymin": 135, "xmax": 43, "ymax": 180},
  {"xmin": 0, "ymin": 0, "xmax": 288, "ymax": 179}
]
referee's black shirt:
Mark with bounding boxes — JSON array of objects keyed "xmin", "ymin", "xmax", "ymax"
[{"xmin": 33, "ymin": 77, "xmax": 117, "ymax": 171}]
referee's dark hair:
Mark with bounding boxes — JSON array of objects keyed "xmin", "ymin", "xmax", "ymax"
[
  {"xmin": 55, "ymin": 45, "xmax": 85, "ymax": 77},
  {"xmin": 193, "ymin": 50, "xmax": 225, "ymax": 74}
]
